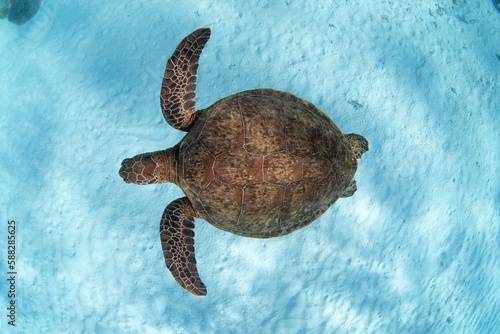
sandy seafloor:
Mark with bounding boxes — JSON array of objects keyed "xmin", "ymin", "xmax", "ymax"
[{"xmin": 1, "ymin": 0, "xmax": 499, "ymax": 333}]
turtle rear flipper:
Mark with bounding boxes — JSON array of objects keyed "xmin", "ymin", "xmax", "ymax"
[
  {"xmin": 341, "ymin": 180, "xmax": 357, "ymax": 197},
  {"xmin": 160, "ymin": 28, "xmax": 211, "ymax": 131},
  {"xmin": 345, "ymin": 133, "xmax": 369, "ymax": 159},
  {"xmin": 160, "ymin": 197, "xmax": 207, "ymax": 296}
]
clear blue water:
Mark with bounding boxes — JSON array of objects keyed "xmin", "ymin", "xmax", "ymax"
[{"xmin": 1, "ymin": 0, "xmax": 499, "ymax": 333}]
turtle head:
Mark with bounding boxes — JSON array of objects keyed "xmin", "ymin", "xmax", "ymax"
[{"xmin": 119, "ymin": 146, "xmax": 178, "ymax": 185}]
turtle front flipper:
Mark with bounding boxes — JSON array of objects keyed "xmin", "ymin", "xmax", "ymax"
[
  {"xmin": 160, "ymin": 27, "xmax": 211, "ymax": 131},
  {"xmin": 160, "ymin": 197, "xmax": 207, "ymax": 296}
]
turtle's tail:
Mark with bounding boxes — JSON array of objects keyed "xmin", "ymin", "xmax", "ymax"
[{"xmin": 119, "ymin": 146, "xmax": 178, "ymax": 185}]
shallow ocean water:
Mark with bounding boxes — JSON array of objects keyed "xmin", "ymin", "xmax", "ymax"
[{"xmin": 1, "ymin": 0, "xmax": 499, "ymax": 333}]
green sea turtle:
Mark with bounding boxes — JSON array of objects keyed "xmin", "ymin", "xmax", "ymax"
[{"xmin": 119, "ymin": 28, "xmax": 368, "ymax": 296}]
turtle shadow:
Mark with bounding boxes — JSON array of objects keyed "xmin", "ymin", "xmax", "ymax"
[
  {"xmin": 0, "ymin": 0, "xmax": 41, "ymax": 25},
  {"xmin": 492, "ymin": 0, "xmax": 500, "ymax": 13}
]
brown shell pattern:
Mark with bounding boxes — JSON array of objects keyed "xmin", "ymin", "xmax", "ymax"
[{"xmin": 178, "ymin": 89, "xmax": 355, "ymax": 238}]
